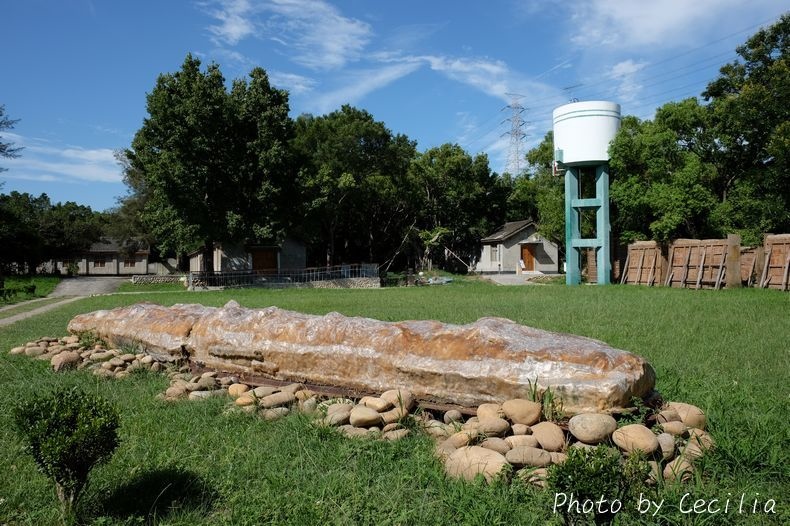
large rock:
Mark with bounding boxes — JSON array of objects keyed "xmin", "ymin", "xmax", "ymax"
[
  {"xmin": 568, "ymin": 413, "xmax": 617, "ymax": 444},
  {"xmin": 531, "ymin": 422, "xmax": 566, "ymax": 452},
  {"xmin": 51, "ymin": 351, "xmax": 81, "ymax": 372},
  {"xmin": 67, "ymin": 301, "xmax": 656, "ymax": 413},
  {"xmin": 68, "ymin": 303, "xmax": 206, "ymax": 360},
  {"xmin": 502, "ymin": 399, "xmax": 541, "ymax": 425},
  {"xmin": 612, "ymin": 424, "xmax": 659, "ymax": 454},
  {"xmin": 505, "ymin": 446, "xmax": 553, "ymax": 468},
  {"xmin": 350, "ymin": 405, "xmax": 383, "ymax": 427},
  {"xmin": 667, "ymin": 402, "xmax": 706, "ymax": 430},
  {"xmin": 445, "ymin": 446, "xmax": 509, "ymax": 483}
]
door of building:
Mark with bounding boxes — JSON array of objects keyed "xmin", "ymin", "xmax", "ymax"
[
  {"xmin": 521, "ymin": 244, "xmax": 535, "ymax": 271},
  {"xmin": 251, "ymin": 248, "xmax": 277, "ymax": 272}
]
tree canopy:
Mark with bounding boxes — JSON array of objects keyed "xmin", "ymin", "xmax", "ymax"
[
  {"xmin": 0, "ymin": 192, "xmax": 103, "ymax": 273},
  {"xmin": 407, "ymin": 143, "xmax": 509, "ymax": 269},
  {"xmin": 292, "ymin": 106, "xmax": 416, "ymax": 266},
  {"xmin": 125, "ymin": 55, "xmax": 294, "ymax": 270}
]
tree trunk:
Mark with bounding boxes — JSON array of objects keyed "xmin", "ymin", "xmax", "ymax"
[{"xmin": 56, "ymin": 482, "xmax": 81, "ymax": 526}]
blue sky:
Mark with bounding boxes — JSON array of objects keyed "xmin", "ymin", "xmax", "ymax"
[{"xmin": 2, "ymin": 0, "xmax": 786, "ymax": 211}]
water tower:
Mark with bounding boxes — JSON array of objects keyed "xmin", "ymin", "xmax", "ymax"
[{"xmin": 552, "ymin": 101, "xmax": 621, "ymax": 285}]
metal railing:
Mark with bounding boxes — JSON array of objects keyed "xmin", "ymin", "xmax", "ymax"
[{"xmin": 187, "ymin": 263, "xmax": 379, "ymax": 289}]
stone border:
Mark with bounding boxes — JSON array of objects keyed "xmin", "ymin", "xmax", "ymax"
[
  {"xmin": 9, "ymin": 335, "xmax": 713, "ymax": 488},
  {"xmin": 131, "ymin": 275, "xmax": 186, "ymax": 284}
]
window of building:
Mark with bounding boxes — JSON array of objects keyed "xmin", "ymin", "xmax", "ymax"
[
  {"xmin": 490, "ymin": 245, "xmax": 499, "ymax": 262},
  {"xmin": 123, "ymin": 258, "xmax": 135, "ymax": 268},
  {"xmin": 93, "ymin": 257, "xmax": 105, "ymax": 268}
]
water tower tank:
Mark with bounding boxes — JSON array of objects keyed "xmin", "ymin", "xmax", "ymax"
[{"xmin": 553, "ymin": 101, "xmax": 621, "ymax": 165}]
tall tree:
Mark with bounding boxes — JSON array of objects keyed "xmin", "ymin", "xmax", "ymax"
[
  {"xmin": 515, "ymin": 131, "xmax": 569, "ymax": 255},
  {"xmin": 609, "ymin": 108, "xmax": 719, "ymax": 242},
  {"xmin": 407, "ymin": 143, "xmax": 507, "ymax": 270},
  {"xmin": 702, "ymin": 13, "xmax": 790, "ymax": 242},
  {"xmin": 293, "ymin": 106, "xmax": 416, "ymax": 266},
  {"xmin": 126, "ymin": 56, "xmax": 294, "ymax": 272},
  {"xmin": 607, "ymin": 15, "xmax": 789, "ymax": 245},
  {"xmin": 0, "ymin": 105, "xmax": 22, "ymax": 172},
  {"xmin": 527, "ymin": 132, "xmax": 567, "ymax": 249},
  {"xmin": 105, "ymin": 151, "xmax": 155, "ymax": 255},
  {"xmin": 228, "ymin": 67, "xmax": 295, "ymax": 243}
]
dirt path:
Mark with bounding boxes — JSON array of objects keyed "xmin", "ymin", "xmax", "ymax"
[
  {"xmin": 0, "ymin": 296, "xmax": 54, "ymax": 314},
  {"xmin": 0, "ymin": 277, "xmax": 127, "ymax": 328},
  {"xmin": 50, "ymin": 277, "xmax": 127, "ymax": 297},
  {"xmin": 0, "ymin": 296, "xmax": 84, "ymax": 328}
]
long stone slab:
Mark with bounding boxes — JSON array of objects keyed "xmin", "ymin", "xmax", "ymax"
[{"xmin": 68, "ymin": 301, "xmax": 656, "ymax": 414}]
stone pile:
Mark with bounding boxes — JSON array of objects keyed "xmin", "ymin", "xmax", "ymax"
[
  {"xmin": 8, "ymin": 336, "xmax": 172, "ymax": 378},
  {"xmin": 8, "ymin": 334, "xmax": 713, "ymax": 486},
  {"xmin": 425, "ymin": 398, "xmax": 713, "ymax": 487}
]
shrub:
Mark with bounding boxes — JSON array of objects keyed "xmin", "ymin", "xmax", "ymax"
[
  {"xmin": 13, "ymin": 387, "xmax": 120, "ymax": 523},
  {"xmin": 547, "ymin": 445, "xmax": 650, "ymax": 525}
]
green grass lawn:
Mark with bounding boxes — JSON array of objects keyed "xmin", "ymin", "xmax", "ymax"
[
  {"xmin": 116, "ymin": 281, "xmax": 187, "ymax": 293},
  {"xmin": 0, "ymin": 275, "xmax": 61, "ymax": 305},
  {"xmin": 0, "ymin": 282, "xmax": 787, "ymax": 524}
]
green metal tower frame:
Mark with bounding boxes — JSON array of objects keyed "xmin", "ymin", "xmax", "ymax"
[{"xmin": 564, "ymin": 164, "xmax": 611, "ymax": 285}]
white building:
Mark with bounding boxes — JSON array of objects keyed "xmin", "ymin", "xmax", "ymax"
[{"xmin": 477, "ymin": 220, "xmax": 560, "ymax": 274}]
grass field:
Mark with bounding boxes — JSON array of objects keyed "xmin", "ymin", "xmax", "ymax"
[
  {"xmin": 115, "ymin": 281, "xmax": 186, "ymax": 293},
  {"xmin": 0, "ymin": 281, "xmax": 787, "ymax": 524},
  {"xmin": 1, "ymin": 276, "xmax": 60, "ymax": 305}
]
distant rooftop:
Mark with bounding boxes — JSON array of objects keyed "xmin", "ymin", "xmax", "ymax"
[
  {"xmin": 88, "ymin": 238, "xmax": 149, "ymax": 254},
  {"xmin": 481, "ymin": 220, "xmax": 535, "ymax": 243}
]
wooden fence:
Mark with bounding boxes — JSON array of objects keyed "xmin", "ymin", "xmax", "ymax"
[
  {"xmin": 619, "ymin": 234, "xmax": 789, "ymax": 291},
  {"xmin": 620, "ymin": 241, "xmax": 663, "ymax": 286},
  {"xmin": 760, "ymin": 234, "xmax": 790, "ymax": 290}
]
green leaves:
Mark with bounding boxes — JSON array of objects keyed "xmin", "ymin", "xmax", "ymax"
[
  {"xmin": 126, "ymin": 55, "xmax": 294, "ymax": 261},
  {"xmin": 14, "ymin": 387, "xmax": 120, "ymax": 518},
  {"xmin": 407, "ymin": 143, "xmax": 506, "ymax": 269}
]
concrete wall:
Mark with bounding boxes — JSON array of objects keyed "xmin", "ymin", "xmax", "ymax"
[
  {"xmin": 219, "ymin": 244, "xmax": 250, "ymax": 272},
  {"xmin": 502, "ymin": 236, "xmax": 522, "ymax": 272},
  {"xmin": 147, "ymin": 258, "xmax": 179, "ymax": 275},
  {"xmin": 280, "ymin": 237, "xmax": 307, "ymax": 270},
  {"xmin": 523, "ymin": 233, "xmax": 560, "ymax": 273},
  {"xmin": 118, "ymin": 254, "xmax": 148, "ymax": 275},
  {"xmin": 189, "ymin": 253, "xmax": 204, "ymax": 272},
  {"xmin": 477, "ymin": 244, "xmax": 503, "ymax": 273},
  {"xmin": 51, "ymin": 253, "xmax": 150, "ymax": 275}
]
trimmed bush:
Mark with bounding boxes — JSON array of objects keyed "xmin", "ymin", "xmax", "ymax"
[{"xmin": 13, "ymin": 387, "xmax": 120, "ymax": 522}]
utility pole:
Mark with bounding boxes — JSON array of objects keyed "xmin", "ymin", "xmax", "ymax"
[{"xmin": 502, "ymin": 92, "xmax": 527, "ymax": 176}]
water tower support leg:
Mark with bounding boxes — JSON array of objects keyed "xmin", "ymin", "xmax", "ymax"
[
  {"xmin": 565, "ymin": 167, "xmax": 581, "ymax": 285},
  {"xmin": 596, "ymin": 164, "xmax": 611, "ymax": 284}
]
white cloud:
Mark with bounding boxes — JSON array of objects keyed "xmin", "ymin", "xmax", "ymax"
[
  {"xmin": 423, "ymin": 55, "xmax": 512, "ymax": 101},
  {"xmin": 1, "ymin": 173, "xmax": 61, "ymax": 183},
  {"xmin": 2, "ymin": 134, "xmax": 122, "ymax": 184},
  {"xmin": 206, "ymin": 0, "xmax": 256, "ymax": 45},
  {"xmin": 202, "ymin": 0, "xmax": 373, "ymax": 71},
  {"xmin": 211, "ymin": 47, "xmax": 255, "ymax": 70},
  {"xmin": 268, "ymin": 71, "xmax": 317, "ymax": 94},
  {"xmin": 376, "ymin": 53, "xmax": 565, "ymax": 106},
  {"xmin": 608, "ymin": 59, "xmax": 647, "ymax": 103},
  {"xmin": 261, "ymin": 0, "xmax": 372, "ymax": 70},
  {"xmin": 311, "ymin": 62, "xmax": 421, "ymax": 114},
  {"xmin": 568, "ymin": 0, "xmax": 781, "ymax": 48}
]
